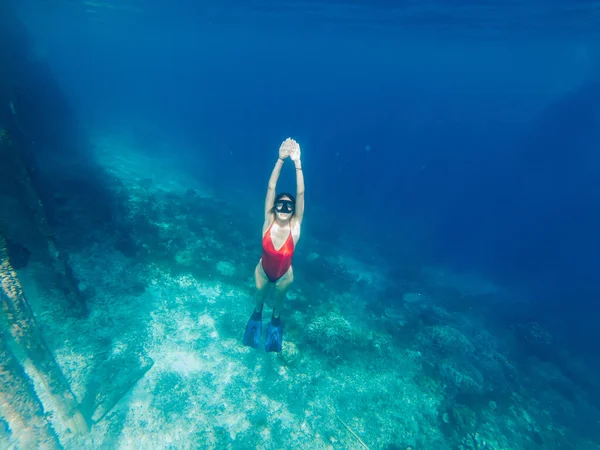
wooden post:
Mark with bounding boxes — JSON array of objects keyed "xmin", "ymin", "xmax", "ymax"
[
  {"xmin": 0, "ymin": 234, "xmax": 88, "ymax": 436},
  {"xmin": 0, "ymin": 332, "xmax": 62, "ymax": 449},
  {"xmin": 0, "ymin": 130, "xmax": 87, "ymax": 317}
]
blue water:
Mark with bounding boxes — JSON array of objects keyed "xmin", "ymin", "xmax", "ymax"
[{"xmin": 3, "ymin": 0, "xmax": 600, "ymax": 448}]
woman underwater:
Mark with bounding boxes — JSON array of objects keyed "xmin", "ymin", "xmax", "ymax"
[{"xmin": 243, "ymin": 138, "xmax": 305, "ymax": 352}]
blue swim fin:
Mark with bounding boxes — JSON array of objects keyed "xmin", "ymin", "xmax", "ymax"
[
  {"xmin": 243, "ymin": 311, "xmax": 262, "ymax": 348},
  {"xmin": 265, "ymin": 317, "xmax": 283, "ymax": 353}
]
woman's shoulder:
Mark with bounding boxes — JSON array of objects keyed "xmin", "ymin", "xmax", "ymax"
[
  {"xmin": 291, "ymin": 217, "xmax": 301, "ymax": 229},
  {"xmin": 291, "ymin": 218, "xmax": 302, "ymax": 240},
  {"xmin": 262, "ymin": 215, "xmax": 275, "ymax": 235}
]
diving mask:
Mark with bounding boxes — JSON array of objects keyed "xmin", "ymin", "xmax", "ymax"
[{"xmin": 275, "ymin": 200, "xmax": 294, "ymax": 213}]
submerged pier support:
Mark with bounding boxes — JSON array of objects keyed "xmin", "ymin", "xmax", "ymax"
[
  {"xmin": 0, "ymin": 235, "xmax": 88, "ymax": 444},
  {"xmin": 0, "ymin": 332, "xmax": 62, "ymax": 449},
  {"xmin": 0, "ymin": 130, "xmax": 87, "ymax": 317}
]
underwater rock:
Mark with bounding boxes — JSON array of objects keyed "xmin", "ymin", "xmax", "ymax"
[
  {"xmin": 384, "ymin": 308, "xmax": 407, "ymax": 326},
  {"xmin": 402, "ymin": 292, "xmax": 424, "ymax": 304},
  {"xmin": 306, "ymin": 252, "xmax": 320, "ymax": 262},
  {"xmin": 216, "ymin": 261, "xmax": 236, "ymax": 277},
  {"xmin": 184, "ymin": 188, "xmax": 197, "ymax": 199},
  {"xmin": 402, "ymin": 291, "xmax": 432, "ymax": 317},
  {"xmin": 423, "ymin": 324, "xmax": 475, "ymax": 356},
  {"xmin": 448, "ymin": 403, "xmax": 477, "ymax": 434},
  {"xmin": 281, "ymin": 341, "xmax": 301, "ymax": 367},
  {"xmin": 306, "ymin": 310, "xmax": 356, "ymax": 356},
  {"xmin": 459, "ymin": 432, "xmax": 490, "ymax": 450},
  {"xmin": 528, "ymin": 321, "xmax": 553, "ymax": 345},
  {"xmin": 439, "ymin": 361, "xmax": 484, "ymax": 396},
  {"xmin": 175, "ymin": 249, "xmax": 194, "ymax": 267}
]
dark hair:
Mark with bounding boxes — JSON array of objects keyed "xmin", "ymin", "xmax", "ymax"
[{"xmin": 271, "ymin": 192, "xmax": 296, "ymax": 214}]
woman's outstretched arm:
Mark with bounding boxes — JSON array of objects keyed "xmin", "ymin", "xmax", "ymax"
[
  {"xmin": 288, "ymin": 140, "xmax": 304, "ymax": 224},
  {"xmin": 293, "ymin": 155, "xmax": 304, "ymax": 224},
  {"xmin": 264, "ymin": 139, "xmax": 292, "ymax": 220},
  {"xmin": 265, "ymin": 157, "xmax": 285, "ymax": 219}
]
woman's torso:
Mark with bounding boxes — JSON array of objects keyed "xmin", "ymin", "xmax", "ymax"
[{"xmin": 262, "ymin": 216, "xmax": 301, "ymax": 248}]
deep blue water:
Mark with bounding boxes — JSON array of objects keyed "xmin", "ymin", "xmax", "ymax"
[
  {"xmin": 3, "ymin": 0, "xmax": 600, "ymax": 445},
  {"xmin": 17, "ymin": 0, "xmax": 599, "ymax": 341}
]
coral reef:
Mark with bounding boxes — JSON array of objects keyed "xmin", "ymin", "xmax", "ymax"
[
  {"xmin": 5, "ymin": 139, "xmax": 598, "ymax": 449},
  {"xmin": 306, "ymin": 307, "xmax": 361, "ymax": 357}
]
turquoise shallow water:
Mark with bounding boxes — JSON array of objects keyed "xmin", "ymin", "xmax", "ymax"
[
  {"xmin": 1, "ymin": 128, "xmax": 597, "ymax": 449},
  {"xmin": 2, "ymin": 0, "xmax": 600, "ymax": 448}
]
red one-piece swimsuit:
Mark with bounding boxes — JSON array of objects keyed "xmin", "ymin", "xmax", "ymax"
[{"xmin": 261, "ymin": 222, "xmax": 295, "ymax": 282}]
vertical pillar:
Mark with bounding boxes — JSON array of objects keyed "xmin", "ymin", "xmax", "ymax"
[
  {"xmin": 0, "ymin": 333, "xmax": 62, "ymax": 449},
  {"xmin": 0, "ymin": 235, "xmax": 88, "ymax": 436},
  {"xmin": 0, "ymin": 130, "xmax": 87, "ymax": 317}
]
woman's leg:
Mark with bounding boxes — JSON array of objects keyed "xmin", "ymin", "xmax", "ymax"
[
  {"xmin": 254, "ymin": 260, "xmax": 271, "ymax": 312},
  {"xmin": 243, "ymin": 261, "xmax": 272, "ymax": 348},
  {"xmin": 272, "ymin": 266, "xmax": 294, "ymax": 318},
  {"xmin": 263, "ymin": 267, "xmax": 293, "ymax": 352}
]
